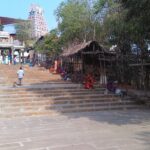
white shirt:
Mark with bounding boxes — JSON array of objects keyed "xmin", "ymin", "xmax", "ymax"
[
  {"xmin": 17, "ymin": 69, "xmax": 24, "ymax": 78},
  {"xmin": 115, "ymin": 88, "xmax": 121, "ymax": 95}
]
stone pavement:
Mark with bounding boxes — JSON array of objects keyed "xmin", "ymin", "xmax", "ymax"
[{"xmin": 0, "ymin": 109, "xmax": 150, "ymax": 150}]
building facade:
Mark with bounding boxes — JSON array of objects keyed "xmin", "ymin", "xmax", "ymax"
[
  {"xmin": 28, "ymin": 4, "xmax": 48, "ymax": 39},
  {"xmin": 0, "ymin": 31, "xmax": 25, "ymax": 64}
]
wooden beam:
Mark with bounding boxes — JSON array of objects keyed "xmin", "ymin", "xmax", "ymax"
[
  {"xmin": 129, "ymin": 63, "xmax": 150, "ymax": 67},
  {"xmin": 81, "ymin": 51, "xmax": 99, "ymax": 54},
  {"xmin": 98, "ymin": 58, "xmax": 116, "ymax": 61}
]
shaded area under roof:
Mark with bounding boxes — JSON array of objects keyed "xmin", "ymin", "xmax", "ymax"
[{"xmin": 0, "ymin": 16, "xmax": 25, "ymax": 25}]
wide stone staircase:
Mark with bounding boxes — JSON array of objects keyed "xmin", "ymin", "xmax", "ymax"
[{"xmin": 0, "ymin": 64, "xmax": 146, "ymax": 118}]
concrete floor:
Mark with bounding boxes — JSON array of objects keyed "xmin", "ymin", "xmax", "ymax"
[{"xmin": 0, "ymin": 109, "xmax": 150, "ymax": 150}]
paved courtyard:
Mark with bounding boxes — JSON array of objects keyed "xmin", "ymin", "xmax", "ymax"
[{"xmin": 0, "ymin": 109, "xmax": 150, "ymax": 150}]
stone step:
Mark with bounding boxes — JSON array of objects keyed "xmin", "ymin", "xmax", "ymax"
[
  {"xmin": 60, "ymin": 105, "xmax": 145, "ymax": 113},
  {"xmin": 0, "ymin": 92, "xmax": 104, "ymax": 99},
  {"xmin": 0, "ymin": 110, "xmax": 59, "ymax": 118},
  {"xmin": 0, "ymin": 64, "xmax": 146, "ymax": 118},
  {"xmin": 0, "ymin": 86, "xmax": 104, "ymax": 90},
  {"xmin": 46, "ymin": 100, "xmax": 137, "ymax": 110},
  {"xmin": 0, "ymin": 94, "xmax": 117, "ymax": 102},
  {"xmin": 0, "ymin": 86, "xmax": 84, "ymax": 92},
  {"xmin": 0, "ymin": 104, "xmax": 144, "ymax": 118},
  {"xmin": 0, "ymin": 97, "xmax": 122, "ymax": 106},
  {"xmin": 0, "ymin": 100, "xmax": 137, "ymax": 112},
  {"xmin": 0, "ymin": 96, "xmax": 119, "ymax": 105},
  {"xmin": 0, "ymin": 89, "xmax": 105, "ymax": 97}
]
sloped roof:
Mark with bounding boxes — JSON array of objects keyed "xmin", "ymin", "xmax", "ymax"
[{"xmin": 62, "ymin": 41, "xmax": 112, "ymax": 56}]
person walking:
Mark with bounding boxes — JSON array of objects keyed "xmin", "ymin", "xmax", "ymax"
[{"xmin": 17, "ymin": 67, "xmax": 24, "ymax": 85}]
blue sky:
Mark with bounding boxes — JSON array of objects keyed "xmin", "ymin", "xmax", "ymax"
[{"xmin": 0, "ymin": 0, "xmax": 64, "ymax": 32}]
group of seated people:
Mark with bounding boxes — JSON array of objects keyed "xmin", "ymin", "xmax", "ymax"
[
  {"xmin": 107, "ymin": 80, "xmax": 127, "ymax": 97},
  {"xmin": 49, "ymin": 62, "xmax": 127, "ymax": 95}
]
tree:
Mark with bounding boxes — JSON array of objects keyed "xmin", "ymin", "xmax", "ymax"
[
  {"xmin": 34, "ymin": 29, "xmax": 62, "ymax": 57},
  {"xmin": 121, "ymin": 0, "xmax": 150, "ymax": 47},
  {"xmin": 93, "ymin": 1, "xmax": 132, "ymax": 83},
  {"xmin": 15, "ymin": 20, "xmax": 35, "ymax": 47},
  {"xmin": 121, "ymin": 0, "xmax": 150, "ymax": 89},
  {"xmin": 55, "ymin": 0, "xmax": 97, "ymax": 46},
  {"xmin": 94, "ymin": 0, "xmax": 150, "ymax": 89}
]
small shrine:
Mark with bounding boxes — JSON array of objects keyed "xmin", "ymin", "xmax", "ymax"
[{"xmin": 61, "ymin": 41, "xmax": 116, "ymax": 86}]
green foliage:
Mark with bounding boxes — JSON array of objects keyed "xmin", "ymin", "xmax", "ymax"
[
  {"xmin": 34, "ymin": 29, "xmax": 62, "ymax": 56},
  {"xmin": 55, "ymin": 0, "xmax": 96, "ymax": 45},
  {"xmin": 94, "ymin": 0, "xmax": 106, "ymax": 13},
  {"xmin": 55, "ymin": 0, "xmax": 124, "ymax": 46},
  {"xmin": 15, "ymin": 20, "xmax": 35, "ymax": 46},
  {"xmin": 99, "ymin": 0, "xmax": 150, "ymax": 88},
  {"xmin": 54, "ymin": 0, "xmax": 150, "ymax": 53},
  {"xmin": 121, "ymin": 0, "xmax": 150, "ymax": 42},
  {"xmin": 94, "ymin": 0, "xmax": 118, "ymax": 14}
]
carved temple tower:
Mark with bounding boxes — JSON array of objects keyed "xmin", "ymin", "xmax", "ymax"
[{"xmin": 28, "ymin": 4, "xmax": 48, "ymax": 39}]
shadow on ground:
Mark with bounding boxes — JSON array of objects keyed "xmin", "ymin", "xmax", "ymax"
[{"xmin": 136, "ymin": 131, "xmax": 150, "ymax": 149}]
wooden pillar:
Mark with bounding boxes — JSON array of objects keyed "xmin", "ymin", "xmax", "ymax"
[
  {"xmin": 19, "ymin": 50, "xmax": 21, "ymax": 64},
  {"xmin": 11, "ymin": 47, "xmax": 14, "ymax": 65},
  {"xmin": 81, "ymin": 52, "xmax": 84, "ymax": 76},
  {"xmin": 21, "ymin": 49, "xmax": 25, "ymax": 64}
]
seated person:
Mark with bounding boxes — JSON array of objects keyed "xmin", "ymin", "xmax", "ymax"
[
  {"xmin": 60, "ymin": 68, "xmax": 70, "ymax": 81},
  {"xmin": 115, "ymin": 88, "xmax": 127, "ymax": 97},
  {"xmin": 83, "ymin": 73, "xmax": 95, "ymax": 89},
  {"xmin": 107, "ymin": 80, "xmax": 127, "ymax": 97},
  {"xmin": 49, "ymin": 65, "xmax": 55, "ymax": 73},
  {"xmin": 107, "ymin": 81, "xmax": 116, "ymax": 93}
]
